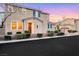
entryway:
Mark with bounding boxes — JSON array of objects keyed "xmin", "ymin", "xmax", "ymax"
[{"xmin": 28, "ymin": 22, "xmax": 32, "ymax": 33}]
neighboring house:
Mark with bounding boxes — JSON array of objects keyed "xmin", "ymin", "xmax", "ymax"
[
  {"xmin": 0, "ymin": 3, "xmax": 49, "ymax": 35},
  {"xmin": 57, "ymin": 18, "xmax": 77, "ymax": 33},
  {"xmin": 74, "ymin": 19, "xmax": 79, "ymax": 32}
]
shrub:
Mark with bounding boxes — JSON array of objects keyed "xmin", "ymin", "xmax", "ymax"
[
  {"xmin": 16, "ymin": 34, "xmax": 24, "ymax": 39},
  {"xmin": 72, "ymin": 30, "xmax": 77, "ymax": 33},
  {"xmin": 24, "ymin": 30, "xmax": 30, "ymax": 33},
  {"xmin": 57, "ymin": 32, "xmax": 65, "ymax": 36},
  {"xmin": 68, "ymin": 30, "xmax": 72, "ymax": 33},
  {"xmin": 54, "ymin": 30, "xmax": 60, "ymax": 33},
  {"xmin": 7, "ymin": 32, "xmax": 12, "ymax": 35},
  {"xmin": 16, "ymin": 32, "xmax": 22, "ymax": 34},
  {"xmin": 37, "ymin": 33, "xmax": 43, "ymax": 38},
  {"xmin": 68, "ymin": 30, "xmax": 77, "ymax": 33},
  {"xmin": 16, "ymin": 32, "xmax": 23, "ymax": 39},
  {"xmin": 47, "ymin": 31, "xmax": 54, "ymax": 36},
  {"xmin": 4, "ymin": 36, "xmax": 11, "ymax": 40}
]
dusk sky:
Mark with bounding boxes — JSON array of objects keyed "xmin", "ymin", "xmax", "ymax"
[{"xmin": 17, "ymin": 3, "xmax": 79, "ymax": 22}]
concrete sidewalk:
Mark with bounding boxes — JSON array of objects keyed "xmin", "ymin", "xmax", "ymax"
[{"xmin": 0, "ymin": 32, "xmax": 79, "ymax": 44}]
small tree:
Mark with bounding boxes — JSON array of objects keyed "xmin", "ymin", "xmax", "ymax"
[
  {"xmin": 0, "ymin": 4, "xmax": 17, "ymax": 28},
  {"xmin": 55, "ymin": 24, "xmax": 60, "ymax": 32}
]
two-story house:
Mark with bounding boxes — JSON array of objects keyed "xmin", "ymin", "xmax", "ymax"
[
  {"xmin": 0, "ymin": 3, "xmax": 49, "ymax": 36},
  {"xmin": 57, "ymin": 18, "xmax": 77, "ymax": 33}
]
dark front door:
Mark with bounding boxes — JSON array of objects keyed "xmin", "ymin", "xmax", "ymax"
[{"xmin": 28, "ymin": 22, "xmax": 32, "ymax": 33}]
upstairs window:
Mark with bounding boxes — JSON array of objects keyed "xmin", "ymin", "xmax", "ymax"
[{"xmin": 33, "ymin": 10, "xmax": 36, "ymax": 17}]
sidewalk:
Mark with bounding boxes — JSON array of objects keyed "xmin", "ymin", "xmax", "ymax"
[{"xmin": 0, "ymin": 32, "xmax": 79, "ymax": 44}]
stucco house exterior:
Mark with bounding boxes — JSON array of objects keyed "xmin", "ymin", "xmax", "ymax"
[
  {"xmin": 0, "ymin": 3, "xmax": 49, "ymax": 36},
  {"xmin": 57, "ymin": 18, "xmax": 77, "ymax": 34}
]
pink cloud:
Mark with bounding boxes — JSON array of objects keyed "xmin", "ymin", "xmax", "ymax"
[{"xmin": 42, "ymin": 8, "xmax": 79, "ymax": 17}]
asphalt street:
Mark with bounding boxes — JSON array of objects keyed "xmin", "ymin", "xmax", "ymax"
[{"xmin": 0, "ymin": 35, "xmax": 79, "ymax": 56}]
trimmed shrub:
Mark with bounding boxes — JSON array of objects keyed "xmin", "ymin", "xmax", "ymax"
[
  {"xmin": 68, "ymin": 30, "xmax": 77, "ymax": 33},
  {"xmin": 7, "ymin": 32, "xmax": 12, "ymax": 35},
  {"xmin": 24, "ymin": 30, "xmax": 30, "ymax": 33},
  {"xmin": 16, "ymin": 32, "xmax": 23, "ymax": 39},
  {"xmin": 16, "ymin": 32, "xmax": 22, "ymax": 34},
  {"xmin": 57, "ymin": 32, "xmax": 65, "ymax": 36},
  {"xmin": 68, "ymin": 30, "xmax": 72, "ymax": 33},
  {"xmin": 16, "ymin": 34, "xmax": 24, "ymax": 39},
  {"xmin": 24, "ymin": 30, "xmax": 31, "ymax": 38},
  {"xmin": 37, "ymin": 33, "xmax": 43, "ymax": 38},
  {"xmin": 54, "ymin": 30, "xmax": 60, "ymax": 33},
  {"xmin": 72, "ymin": 30, "xmax": 77, "ymax": 33},
  {"xmin": 47, "ymin": 31, "xmax": 54, "ymax": 36},
  {"xmin": 4, "ymin": 36, "xmax": 11, "ymax": 40}
]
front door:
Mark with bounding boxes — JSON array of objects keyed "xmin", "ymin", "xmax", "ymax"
[{"xmin": 28, "ymin": 22, "xmax": 32, "ymax": 33}]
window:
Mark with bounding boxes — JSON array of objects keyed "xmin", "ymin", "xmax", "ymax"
[
  {"xmin": 33, "ymin": 10, "xmax": 36, "ymax": 17},
  {"xmin": 12, "ymin": 22, "xmax": 17, "ymax": 30},
  {"xmin": 50, "ymin": 24, "xmax": 52, "ymax": 28},
  {"xmin": 48, "ymin": 23, "xmax": 52, "ymax": 29},
  {"xmin": 18, "ymin": 22, "xmax": 23, "ymax": 29},
  {"xmin": 37, "ymin": 25, "xmax": 38, "ymax": 29},
  {"xmin": 38, "ymin": 11, "xmax": 40, "ymax": 17}
]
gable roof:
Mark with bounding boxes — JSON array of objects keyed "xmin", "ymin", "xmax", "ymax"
[
  {"xmin": 22, "ymin": 16, "xmax": 43, "ymax": 23},
  {"xmin": 5, "ymin": 3, "xmax": 49, "ymax": 15}
]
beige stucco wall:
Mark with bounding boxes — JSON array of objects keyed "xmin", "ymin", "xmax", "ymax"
[
  {"xmin": 5, "ymin": 4, "xmax": 33, "ymax": 35},
  {"xmin": 33, "ymin": 19, "xmax": 43, "ymax": 34},
  {"xmin": 40, "ymin": 13, "xmax": 49, "ymax": 34},
  {"xmin": 75, "ymin": 20, "xmax": 79, "ymax": 31},
  {"xmin": 4, "ymin": 4, "xmax": 49, "ymax": 35}
]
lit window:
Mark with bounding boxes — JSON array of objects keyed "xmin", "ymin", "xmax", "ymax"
[
  {"xmin": 18, "ymin": 22, "xmax": 23, "ymax": 29},
  {"xmin": 12, "ymin": 22, "xmax": 16, "ymax": 30}
]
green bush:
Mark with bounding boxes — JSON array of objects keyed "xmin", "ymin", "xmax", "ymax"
[
  {"xmin": 68, "ymin": 30, "xmax": 72, "ymax": 33},
  {"xmin": 24, "ymin": 30, "xmax": 30, "ymax": 33},
  {"xmin": 68, "ymin": 30, "xmax": 77, "ymax": 33},
  {"xmin": 72, "ymin": 30, "xmax": 77, "ymax": 33},
  {"xmin": 54, "ymin": 30, "xmax": 59, "ymax": 33},
  {"xmin": 24, "ymin": 30, "xmax": 31, "ymax": 38},
  {"xmin": 57, "ymin": 32, "xmax": 64, "ymax": 36},
  {"xmin": 47, "ymin": 31, "xmax": 54, "ymax": 36},
  {"xmin": 37, "ymin": 33, "xmax": 43, "ymax": 38},
  {"xmin": 16, "ymin": 34, "xmax": 24, "ymax": 39},
  {"xmin": 4, "ymin": 35, "xmax": 11, "ymax": 40},
  {"xmin": 16, "ymin": 32, "xmax": 22, "ymax": 34},
  {"xmin": 7, "ymin": 32, "xmax": 12, "ymax": 35}
]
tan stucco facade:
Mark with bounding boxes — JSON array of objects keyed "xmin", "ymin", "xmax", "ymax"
[{"xmin": 2, "ymin": 4, "xmax": 49, "ymax": 35}]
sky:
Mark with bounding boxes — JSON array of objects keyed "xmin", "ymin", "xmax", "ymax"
[{"xmin": 18, "ymin": 3, "xmax": 79, "ymax": 22}]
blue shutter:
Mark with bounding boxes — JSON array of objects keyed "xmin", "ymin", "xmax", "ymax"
[
  {"xmin": 33, "ymin": 10, "xmax": 36, "ymax": 17},
  {"xmin": 38, "ymin": 11, "xmax": 40, "ymax": 17}
]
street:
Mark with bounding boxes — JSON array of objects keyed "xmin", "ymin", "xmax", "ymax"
[{"xmin": 0, "ymin": 35, "xmax": 79, "ymax": 56}]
